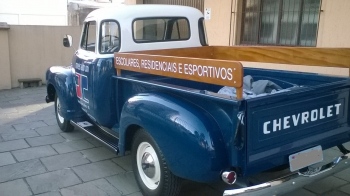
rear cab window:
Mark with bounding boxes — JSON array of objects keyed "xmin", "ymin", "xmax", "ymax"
[
  {"xmin": 133, "ymin": 17, "xmax": 190, "ymax": 43},
  {"xmin": 198, "ymin": 18, "xmax": 208, "ymax": 46}
]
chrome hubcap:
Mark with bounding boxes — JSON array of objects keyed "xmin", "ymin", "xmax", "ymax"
[
  {"xmin": 141, "ymin": 152, "xmax": 156, "ymax": 178},
  {"xmin": 56, "ymin": 98, "xmax": 64, "ymax": 123},
  {"xmin": 137, "ymin": 142, "xmax": 161, "ymax": 190}
]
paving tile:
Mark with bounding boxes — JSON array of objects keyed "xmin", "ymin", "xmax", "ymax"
[
  {"xmin": 60, "ymin": 131, "xmax": 90, "ymax": 141},
  {"xmin": 339, "ymin": 184, "xmax": 350, "ymax": 195},
  {"xmin": 0, "ymin": 179, "xmax": 32, "ymax": 196},
  {"xmin": 0, "ymin": 152, "xmax": 16, "ymax": 167},
  {"xmin": 0, "ymin": 125, "xmax": 16, "ymax": 134},
  {"xmin": 0, "ymin": 99, "xmax": 22, "ymax": 107},
  {"xmin": 0, "ymin": 159, "xmax": 46, "ymax": 183},
  {"xmin": 282, "ymin": 188, "xmax": 316, "ymax": 196},
  {"xmin": 0, "ymin": 139, "xmax": 30, "ymax": 152},
  {"xmin": 112, "ymin": 155, "xmax": 132, "ymax": 171},
  {"xmin": 52, "ymin": 140, "xmax": 95, "ymax": 154},
  {"xmin": 343, "ymin": 142, "xmax": 350, "ymax": 149},
  {"xmin": 43, "ymin": 118, "xmax": 58, "ymax": 126},
  {"xmin": 0, "ymin": 107, "xmax": 18, "ymax": 114},
  {"xmin": 3, "ymin": 89, "xmax": 32, "ymax": 97},
  {"xmin": 26, "ymin": 168, "xmax": 82, "ymax": 194},
  {"xmin": 22, "ymin": 104, "xmax": 44, "ymax": 112},
  {"xmin": 1, "ymin": 129, "xmax": 39, "ymax": 141},
  {"xmin": 335, "ymin": 168, "xmax": 350, "ymax": 182},
  {"xmin": 26, "ymin": 134, "xmax": 65, "ymax": 146},
  {"xmin": 72, "ymin": 160, "xmax": 124, "ymax": 182},
  {"xmin": 126, "ymin": 192, "xmax": 143, "ymax": 196},
  {"xmin": 323, "ymin": 190, "xmax": 350, "ymax": 196},
  {"xmin": 86, "ymin": 137, "xmax": 104, "ymax": 147},
  {"xmin": 3, "ymin": 118, "xmax": 31, "ymax": 127},
  {"xmin": 180, "ymin": 181, "xmax": 221, "ymax": 196},
  {"xmin": 0, "ymin": 96, "xmax": 20, "ymax": 103},
  {"xmin": 18, "ymin": 91, "xmax": 44, "ymax": 101},
  {"xmin": 323, "ymin": 147, "xmax": 343, "ymax": 162},
  {"xmin": 41, "ymin": 151, "xmax": 90, "ymax": 171},
  {"xmin": 61, "ymin": 178, "xmax": 122, "ymax": 196},
  {"xmin": 5, "ymin": 111, "xmax": 30, "ymax": 119},
  {"xmin": 304, "ymin": 176, "xmax": 348, "ymax": 194},
  {"xmin": 81, "ymin": 147, "xmax": 117, "ymax": 162},
  {"xmin": 37, "ymin": 105, "xmax": 54, "ymax": 111},
  {"xmin": 26, "ymin": 113, "xmax": 55, "ymax": 121},
  {"xmin": 106, "ymin": 172, "xmax": 139, "ymax": 195},
  {"xmin": 35, "ymin": 125, "xmax": 63, "ymax": 136},
  {"xmin": 13, "ymin": 121, "xmax": 47, "ymax": 131},
  {"xmin": 35, "ymin": 191, "xmax": 62, "ymax": 196},
  {"xmin": 12, "ymin": 145, "xmax": 57, "ymax": 162}
]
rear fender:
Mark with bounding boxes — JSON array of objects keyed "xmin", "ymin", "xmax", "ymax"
[
  {"xmin": 119, "ymin": 93, "xmax": 229, "ymax": 182},
  {"xmin": 46, "ymin": 66, "xmax": 83, "ymax": 120}
]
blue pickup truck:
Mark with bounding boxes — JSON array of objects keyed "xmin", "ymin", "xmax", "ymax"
[{"xmin": 45, "ymin": 4, "xmax": 350, "ymax": 196}]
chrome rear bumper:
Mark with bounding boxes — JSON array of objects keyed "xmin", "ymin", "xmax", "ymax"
[{"xmin": 224, "ymin": 152, "xmax": 350, "ymax": 196}]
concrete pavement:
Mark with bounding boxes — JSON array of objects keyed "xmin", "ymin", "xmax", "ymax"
[{"xmin": 0, "ymin": 86, "xmax": 350, "ymax": 196}]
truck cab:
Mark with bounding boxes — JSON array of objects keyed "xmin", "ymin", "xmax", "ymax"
[{"xmin": 47, "ymin": 4, "xmax": 207, "ymax": 131}]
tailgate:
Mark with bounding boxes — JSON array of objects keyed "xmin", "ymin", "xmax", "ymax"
[{"xmin": 244, "ymin": 85, "xmax": 350, "ymax": 175}]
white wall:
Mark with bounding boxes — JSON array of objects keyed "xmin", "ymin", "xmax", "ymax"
[{"xmin": 0, "ymin": 0, "xmax": 67, "ymax": 25}]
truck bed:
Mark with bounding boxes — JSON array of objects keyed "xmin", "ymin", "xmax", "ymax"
[{"xmin": 114, "ymin": 46, "xmax": 350, "ymax": 176}]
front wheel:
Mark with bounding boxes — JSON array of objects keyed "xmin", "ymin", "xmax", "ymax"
[
  {"xmin": 54, "ymin": 94, "xmax": 74, "ymax": 132},
  {"xmin": 132, "ymin": 129, "xmax": 182, "ymax": 196}
]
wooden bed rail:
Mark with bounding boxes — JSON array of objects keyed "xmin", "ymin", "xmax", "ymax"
[
  {"xmin": 137, "ymin": 46, "xmax": 350, "ymax": 68},
  {"xmin": 114, "ymin": 46, "xmax": 350, "ymax": 100},
  {"xmin": 114, "ymin": 53, "xmax": 244, "ymax": 99},
  {"xmin": 213, "ymin": 46, "xmax": 350, "ymax": 69}
]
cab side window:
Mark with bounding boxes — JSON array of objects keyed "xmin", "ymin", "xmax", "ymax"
[
  {"xmin": 81, "ymin": 21, "xmax": 97, "ymax": 52},
  {"xmin": 100, "ymin": 21, "xmax": 120, "ymax": 54}
]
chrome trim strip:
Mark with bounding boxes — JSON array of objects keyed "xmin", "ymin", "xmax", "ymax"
[{"xmin": 223, "ymin": 153, "xmax": 350, "ymax": 196}]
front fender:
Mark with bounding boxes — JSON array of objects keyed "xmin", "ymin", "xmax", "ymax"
[
  {"xmin": 119, "ymin": 93, "xmax": 229, "ymax": 183},
  {"xmin": 46, "ymin": 66, "xmax": 83, "ymax": 120}
]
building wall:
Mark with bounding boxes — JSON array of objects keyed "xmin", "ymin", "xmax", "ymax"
[
  {"xmin": 205, "ymin": 0, "xmax": 350, "ymax": 48},
  {"xmin": 0, "ymin": 25, "xmax": 82, "ymax": 89},
  {"xmin": 123, "ymin": 0, "xmax": 143, "ymax": 5},
  {"xmin": 204, "ymin": 0, "xmax": 232, "ymax": 46},
  {"xmin": 317, "ymin": 0, "xmax": 350, "ymax": 47},
  {"xmin": 0, "ymin": 27, "xmax": 12, "ymax": 89},
  {"xmin": 204, "ymin": 0, "xmax": 350, "ymax": 76},
  {"xmin": 0, "ymin": 0, "xmax": 67, "ymax": 25}
]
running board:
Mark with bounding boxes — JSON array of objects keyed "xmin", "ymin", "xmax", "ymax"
[{"xmin": 70, "ymin": 120, "xmax": 120, "ymax": 154}]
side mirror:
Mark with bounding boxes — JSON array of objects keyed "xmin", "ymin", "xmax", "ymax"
[{"xmin": 63, "ymin": 35, "xmax": 73, "ymax": 47}]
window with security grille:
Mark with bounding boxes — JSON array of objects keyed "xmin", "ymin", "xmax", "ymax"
[{"xmin": 241, "ymin": 0, "xmax": 321, "ymax": 46}]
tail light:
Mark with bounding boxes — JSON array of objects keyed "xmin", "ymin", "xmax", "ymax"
[{"xmin": 221, "ymin": 171, "xmax": 237, "ymax": 185}]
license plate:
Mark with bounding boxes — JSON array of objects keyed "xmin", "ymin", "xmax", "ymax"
[{"xmin": 289, "ymin": 145, "xmax": 323, "ymax": 172}]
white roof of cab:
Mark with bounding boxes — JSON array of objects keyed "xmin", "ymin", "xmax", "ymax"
[{"xmin": 85, "ymin": 4, "xmax": 203, "ymax": 22}]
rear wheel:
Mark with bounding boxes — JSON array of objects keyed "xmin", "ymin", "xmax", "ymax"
[
  {"xmin": 55, "ymin": 94, "xmax": 73, "ymax": 132},
  {"xmin": 132, "ymin": 129, "xmax": 182, "ymax": 196}
]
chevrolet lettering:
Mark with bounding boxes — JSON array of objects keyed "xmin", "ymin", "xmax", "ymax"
[{"xmin": 263, "ymin": 103, "xmax": 342, "ymax": 134}]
